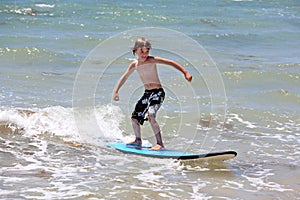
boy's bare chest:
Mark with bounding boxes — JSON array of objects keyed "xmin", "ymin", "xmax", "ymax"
[{"xmin": 136, "ymin": 63, "xmax": 157, "ymax": 75}]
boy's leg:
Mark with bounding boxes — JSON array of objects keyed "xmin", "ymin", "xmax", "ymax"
[
  {"xmin": 130, "ymin": 90, "xmax": 149, "ymax": 145},
  {"xmin": 148, "ymin": 115, "xmax": 164, "ymax": 148},
  {"xmin": 130, "ymin": 118, "xmax": 142, "ymax": 145}
]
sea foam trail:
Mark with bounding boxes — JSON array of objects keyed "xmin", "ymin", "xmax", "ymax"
[{"xmin": 0, "ymin": 104, "xmax": 124, "ymax": 144}]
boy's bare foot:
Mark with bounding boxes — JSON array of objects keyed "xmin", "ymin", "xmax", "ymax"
[
  {"xmin": 126, "ymin": 140, "xmax": 142, "ymax": 147},
  {"xmin": 150, "ymin": 144, "xmax": 164, "ymax": 150}
]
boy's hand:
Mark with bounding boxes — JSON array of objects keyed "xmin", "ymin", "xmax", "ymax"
[
  {"xmin": 113, "ymin": 92, "xmax": 119, "ymax": 101},
  {"xmin": 185, "ymin": 72, "xmax": 192, "ymax": 82}
]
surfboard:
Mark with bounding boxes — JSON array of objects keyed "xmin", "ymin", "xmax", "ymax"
[{"xmin": 106, "ymin": 142, "xmax": 237, "ymax": 161}]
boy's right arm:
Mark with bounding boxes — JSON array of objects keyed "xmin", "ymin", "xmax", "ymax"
[{"xmin": 113, "ymin": 62, "xmax": 136, "ymax": 101}]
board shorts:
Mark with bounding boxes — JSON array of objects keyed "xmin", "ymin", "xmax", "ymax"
[{"xmin": 132, "ymin": 88, "xmax": 165, "ymax": 125}]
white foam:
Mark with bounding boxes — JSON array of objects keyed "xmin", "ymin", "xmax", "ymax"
[
  {"xmin": 0, "ymin": 104, "xmax": 125, "ymax": 144},
  {"xmin": 242, "ymin": 168, "xmax": 294, "ymax": 192},
  {"xmin": 94, "ymin": 104, "xmax": 124, "ymax": 140},
  {"xmin": 35, "ymin": 4, "xmax": 55, "ymax": 8},
  {"xmin": 228, "ymin": 113, "xmax": 257, "ymax": 128}
]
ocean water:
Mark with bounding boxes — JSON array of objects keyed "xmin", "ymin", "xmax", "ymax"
[{"xmin": 0, "ymin": 0, "xmax": 299, "ymax": 199}]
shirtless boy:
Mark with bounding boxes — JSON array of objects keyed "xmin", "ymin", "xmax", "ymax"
[{"xmin": 113, "ymin": 37, "xmax": 192, "ymax": 150}]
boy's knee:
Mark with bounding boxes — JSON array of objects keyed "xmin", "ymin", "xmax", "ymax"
[
  {"xmin": 131, "ymin": 118, "xmax": 137, "ymax": 125},
  {"xmin": 147, "ymin": 115, "xmax": 156, "ymax": 123},
  {"xmin": 131, "ymin": 117, "xmax": 138, "ymax": 123}
]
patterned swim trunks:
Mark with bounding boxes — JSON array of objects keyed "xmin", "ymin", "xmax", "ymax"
[{"xmin": 132, "ymin": 88, "xmax": 165, "ymax": 125}]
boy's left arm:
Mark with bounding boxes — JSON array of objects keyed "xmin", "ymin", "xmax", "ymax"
[
  {"xmin": 184, "ymin": 71, "xmax": 192, "ymax": 82},
  {"xmin": 154, "ymin": 57, "xmax": 192, "ymax": 82}
]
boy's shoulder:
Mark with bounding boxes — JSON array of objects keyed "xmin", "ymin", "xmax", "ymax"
[
  {"xmin": 128, "ymin": 59, "xmax": 138, "ymax": 65},
  {"xmin": 130, "ymin": 59, "xmax": 138, "ymax": 64},
  {"xmin": 143, "ymin": 56, "xmax": 156, "ymax": 64},
  {"xmin": 128, "ymin": 59, "xmax": 138, "ymax": 69},
  {"xmin": 147, "ymin": 56, "xmax": 155, "ymax": 61}
]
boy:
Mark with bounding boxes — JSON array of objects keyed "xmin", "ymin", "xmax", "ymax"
[{"xmin": 113, "ymin": 37, "xmax": 192, "ymax": 150}]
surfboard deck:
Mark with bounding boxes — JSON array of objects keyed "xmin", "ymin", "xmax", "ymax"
[{"xmin": 106, "ymin": 142, "xmax": 237, "ymax": 161}]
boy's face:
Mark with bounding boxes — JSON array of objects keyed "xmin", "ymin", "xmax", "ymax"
[{"xmin": 136, "ymin": 47, "xmax": 150, "ymax": 62}]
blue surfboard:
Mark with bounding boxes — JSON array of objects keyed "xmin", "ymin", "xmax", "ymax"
[{"xmin": 106, "ymin": 142, "xmax": 237, "ymax": 160}]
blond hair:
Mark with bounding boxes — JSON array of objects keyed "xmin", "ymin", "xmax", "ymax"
[{"xmin": 132, "ymin": 37, "xmax": 152, "ymax": 55}]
